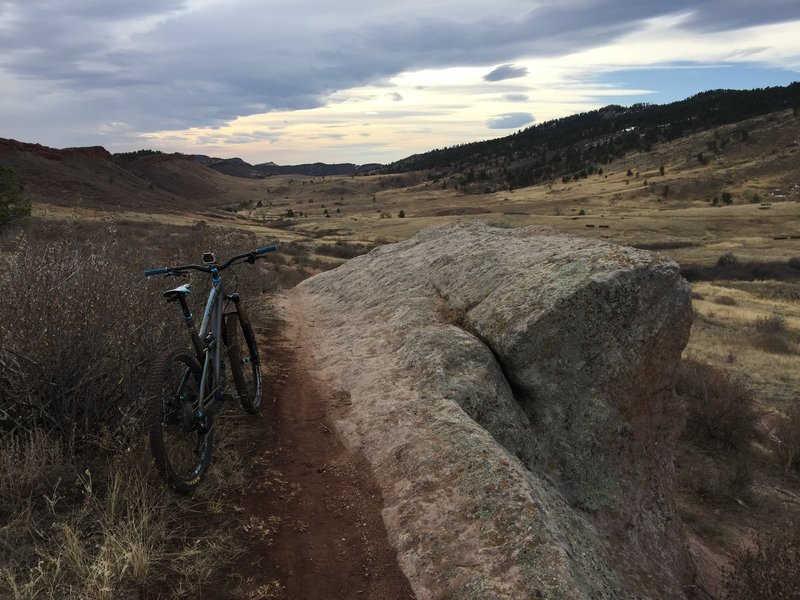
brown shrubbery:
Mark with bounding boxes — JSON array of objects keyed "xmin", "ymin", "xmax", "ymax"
[
  {"xmin": 681, "ymin": 253, "xmax": 800, "ymax": 282},
  {"xmin": 315, "ymin": 241, "xmax": 374, "ymax": 259},
  {"xmin": 772, "ymin": 404, "xmax": 800, "ymax": 471},
  {"xmin": 724, "ymin": 523, "xmax": 800, "ymax": 599},
  {"xmin": 675, "ymin": 359, "xmax": 760, "ymax": 503},
  {"xmin": 0, "ymin": 217, "xmax": 305, "ymax": 598},
  {"xmin": 751, "ymin": 315, "xmax": 794, "ymax": 354},
  {"xmin": 712, "ymin": 295, "xmax": 738, "ymax": 306},
  {"xmin": 676, "ymin": 359, "xmax": 760, "ymax": 450}
]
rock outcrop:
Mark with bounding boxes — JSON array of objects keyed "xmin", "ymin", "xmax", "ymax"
[{"xmin": 297, "ymin": 221, "xmax": 694, "ymax": 598}]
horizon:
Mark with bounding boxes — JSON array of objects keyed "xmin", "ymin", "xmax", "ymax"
[{"xmin": 2, "ymin": 1, "xmax": 800, "ymax": 165}]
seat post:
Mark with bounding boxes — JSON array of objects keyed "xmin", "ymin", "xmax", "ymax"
[{"xmin": 177, "ymin": 296, "xmax": 204, "ymax": 360}]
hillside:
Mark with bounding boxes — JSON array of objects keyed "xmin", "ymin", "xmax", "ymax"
[
  {"xmin": 386, "ymin": 83, "xmax": 800, "ymax": 192},
  {"xmin": 126, "ymin": 153, "xmax": 232, "ymax": 200},
  {"xmin": 0, "ymin": 140, "xmax": 281, "ymax": 217},
  {"xmin": 190, "ymin": 155, "xmax": 382, "ymax": 178},
  {"xmin": 0, "ymin": 138, "xmax": 182, "ymax": 212}
]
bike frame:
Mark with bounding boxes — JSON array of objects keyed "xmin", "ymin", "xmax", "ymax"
[
  {"xmin": 196, "ymin": 265, "xmax": 225, "ymax": 414},
  {"xmin": 144, "ymin": 244, "xmax": 277, "ymax": 416}
]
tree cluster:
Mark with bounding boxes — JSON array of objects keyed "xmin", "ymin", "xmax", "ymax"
[{"xmin": 0, "ymin": 165, "xmax": 30, "ymax": 226}]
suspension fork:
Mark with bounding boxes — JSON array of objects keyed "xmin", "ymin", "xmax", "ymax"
[
  {"xmin": 227, "ymin": 293, "xmax": 250, "ymax": 329},
  {"xmin": 226, "ymin": 292, "xmax": 258, "ymax": 363}
]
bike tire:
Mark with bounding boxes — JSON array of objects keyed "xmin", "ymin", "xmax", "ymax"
[
  {"xmin": 146, "ymin": 347, "xmax": 213, "ymax": 493},
  {"xmin": 226, "ymin": 314, "xmax": 263, "ymax": 414}
]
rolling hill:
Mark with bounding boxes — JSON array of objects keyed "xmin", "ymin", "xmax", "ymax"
[{"xmin": 385, "ymin": 83, "xmax": 800, "ymax": 192}]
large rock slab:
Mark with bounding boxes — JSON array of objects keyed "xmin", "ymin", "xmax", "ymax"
[{"xmin": 296, "ymin": 221, "xmax": 693, "ymax": 598}]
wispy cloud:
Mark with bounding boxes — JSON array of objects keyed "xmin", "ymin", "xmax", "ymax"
[
  {"xmin": 484, "ymin": 64, "xmax": 529, "ymax": 81},
  {"xmin": 486, "ymin": 112, "xmax": 535, "ymax": 129}
]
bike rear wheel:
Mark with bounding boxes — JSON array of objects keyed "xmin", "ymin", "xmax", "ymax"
[
  {"xmin": 226, "ymin": 314, "xmax": 263, "ymax": 414},
  {"xmin": 146, "ymin": 348, "xmax": 213, "ymax": 493}
]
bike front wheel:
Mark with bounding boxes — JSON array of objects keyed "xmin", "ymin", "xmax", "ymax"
[
  {"xmin": 226, "ymin": 313, "xmax": 263, "ymax": 414},
  {"xmin": 146, "ymin": 348, "xmax": 213, "ymax": 493}
]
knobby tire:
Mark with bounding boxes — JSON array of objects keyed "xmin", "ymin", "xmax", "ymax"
[{"xmin": 146, "ymin": 347, "xmax": 213, "ymax": 494}]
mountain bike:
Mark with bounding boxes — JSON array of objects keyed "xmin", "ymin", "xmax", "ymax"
[{"xmin": 143, "ymin": 244, "xmax": 278, "ymax": 492}]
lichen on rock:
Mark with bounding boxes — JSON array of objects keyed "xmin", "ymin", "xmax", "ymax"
[{"xmin": 298, "ymin": 220, "xmax": 694, "ymax": 598}]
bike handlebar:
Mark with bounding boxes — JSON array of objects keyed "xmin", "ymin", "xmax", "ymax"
[{"xmin": 144, "ymin": 245, "xmax": 279, "ymax": 277}]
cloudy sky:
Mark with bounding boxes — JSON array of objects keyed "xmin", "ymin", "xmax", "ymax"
[{"xmin": 1, "ymin": 1, "xmax": 799, "ymax": 165}]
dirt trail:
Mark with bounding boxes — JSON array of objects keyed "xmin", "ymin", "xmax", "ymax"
[{"xmin": 229, "ymin": 289, "xmax": 414, "ymax": 600}]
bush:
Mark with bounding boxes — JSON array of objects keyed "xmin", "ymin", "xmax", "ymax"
[
  {"xmin": 752, "ymin": 316, "xmax": 793, "ymax": 354},
  {"xmin": 315, "ymin": 242, "xmax": 374, "ymax": 259},
  {"xmin": 681, "ymin": 256, "xmax": 800, "ymax": 282},
  {"xmin": 0, "ymin": 227, "xmax": 167, "ymax": 443},
  {"xmin": 677, "ymin": 449, "xmax": 752, "ymax": 503},
  {"xmin": 724, "ymin": 523, "xmax": 800, "ymax": 599},
  {"xmin": 772, "ymin": 404, "xmax": 800, "ymax": 470},
  {"xmin": 712, "ymin": 295, "xmax": 738, "ymax": 306},
  {"xmin": 717, "ymin": 252, "xmax": 739, "ymax": 267},
  {"xmin": 676, "ymin": 359, "xmax": 760, "ymax": 450},
  {"xmin": 0, "ymin": 165, "xmax": 30, "ymax": 227},
  {"xmin": 0, "ymin": 219, "xmax": 286, "ymax": 597},
  {"xmin": 0, "ymin": 218, "xmax": 296, "ymax": 443}
]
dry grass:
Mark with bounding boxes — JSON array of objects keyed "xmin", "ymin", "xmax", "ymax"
[{"xmin": 686, "ymin": 281, "xmax": 800, "ymax": 410}]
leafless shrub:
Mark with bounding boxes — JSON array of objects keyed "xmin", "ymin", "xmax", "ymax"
[
  {"xmin": 676, "ymin": 359, "xmax": 760, "ymax": 450},
  {"xmin": 681, "ymin": 256, "xmax": 800, "ymax": 282},
  {"xmin": 772, "ymin": 404, "xmax": 800, "ymax": 470},
  {"xmin": 712, "ymin": 295, "xmax": 738, "ymax": 306},
  {"xmin": 0, "ymin": 219, "xmax": 277, "ymax": 598},
  {"xmin": 0, "ymin": 225, "xmax": 168, "ymax": 443},
  {"xmin": 751, "ymin": 316, "xmax": 794, "ymax": 354},
  {"xmin": 677, "ymin": 449, "xmax": 753, "ymax": 503},
  {"xmin": 315, "ymin": 241, "xmax": 374, "ymax": 259},
  {"xmin": 723, "ymin": 523, "xmax": 800, "ymax": 599},
  {"xmin": 717, "ymin": 252, "xmax": 739, "ymax": 267}
]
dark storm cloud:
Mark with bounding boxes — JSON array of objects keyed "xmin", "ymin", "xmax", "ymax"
[
  {"xmin": 2, "ymin": 0, "xmax": 799, "ymax": 146},
  {"xmin": 484, "ymin": 64, "xmax": 529, "ymax": 81},
  {"xmin": 486, "ymin": 112, "xmax": 534, "ymax": 129}
]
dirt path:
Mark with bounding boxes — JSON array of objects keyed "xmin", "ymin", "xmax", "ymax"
[{"xmin": 227, "ymin": 290, "xmax": 415, "ymax": 600}]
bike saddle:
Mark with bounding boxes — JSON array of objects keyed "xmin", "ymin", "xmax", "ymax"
[{"xmin": 163, "ymin": 283, "xmax": 192, "ymax": 301}]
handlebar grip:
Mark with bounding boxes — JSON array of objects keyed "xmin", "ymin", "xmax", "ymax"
[
  {"xmin": 144, "ymin": 267, "xmax": 169, "ymax": 277},
  {"xmin": 254, "ymin": 245, "xmax": 279, "ymax": 255}
]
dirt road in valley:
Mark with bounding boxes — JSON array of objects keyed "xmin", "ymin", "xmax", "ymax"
[{"xmin": 227, "ymin": 290, "xmax": 415, "ymax": 600}]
